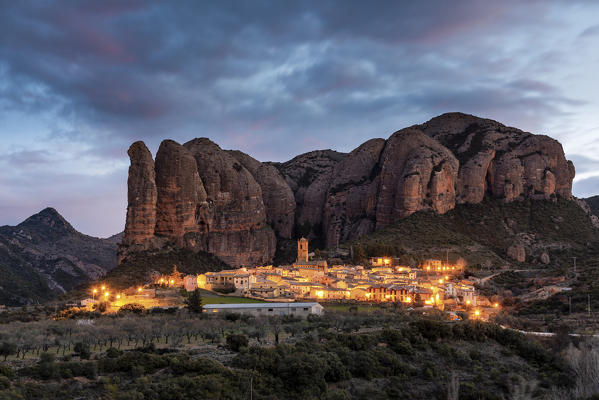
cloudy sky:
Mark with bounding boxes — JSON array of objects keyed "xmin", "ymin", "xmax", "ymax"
[{"xmin": 1, "ymin": 1, "xmax": 599, "ymax": 237}]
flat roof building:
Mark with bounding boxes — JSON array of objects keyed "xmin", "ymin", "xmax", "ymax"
[{"xmin": 203, "ymin": 302, "xmax": 324, "ymax": 317}]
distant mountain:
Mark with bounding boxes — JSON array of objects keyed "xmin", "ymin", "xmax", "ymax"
[
  {"xmin": 585, "ymin": 195, "xmax": 599, "ymax": 216},
  {"xmin": 0, "ymin": 208, "xmax": 120, "ymax": 306}
]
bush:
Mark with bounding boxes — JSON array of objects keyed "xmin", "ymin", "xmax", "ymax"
[
  {"xmin": 226, "ymin": 334, "xmax": 249, "ymax": 352},
  {"xmin": 0, "ymin": 375, "xmax": 10, "ymax": 389},
  {"xmin": 74, "ymin": 342, "xmax": 91, "ymax": 360},
  {"xmin": 0, "ymin": 365, "xmax": 14, "ymax": 378},
  {"xmin": 119, "ymin": 303, "xmax": 146, "ymax": 314},
  {"xmin": 106, "ymin": 347, "xmax": 122, "ymax": 359}
]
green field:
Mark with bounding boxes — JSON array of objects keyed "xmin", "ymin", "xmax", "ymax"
[{"xmin": 199, "ymin": 289, "xmax": 266, "ymax": 304}]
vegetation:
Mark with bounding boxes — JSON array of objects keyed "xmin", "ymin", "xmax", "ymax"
[
  {"xmin": 0, "ymin": 306, "xmax": 586, "ymax": 399},
  {"xmin": 184, "ymin": 289, "xmax": 203, "ymax": 313}
]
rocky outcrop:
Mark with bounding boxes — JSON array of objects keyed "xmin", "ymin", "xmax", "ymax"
[
  {"xmin": 322, "ymin": 139, "xmax": 385, "ymax": 246},
  {"xmin": 229, "ymin": 151, "xmax": 295, "ymax": 239},
  {"xmin": 123, "ymin": 141, "xmax": 157, "ymax": 246},
  {"xmin": 376, "ymin": 129, "xmax": 459, "ymax": 229},
  {"xmin": 507, "ymin": 243, "xmax": 526, "ymax": 262},
  {"xmin": 419, "ymin": 113, "xmax": 574, "ymax": 203},
  {"xmin": 122, "ymin": 112, "xmax": 576, "ymax": 260},
  {"xmin": 155, "ymin": 140, "xmax": 206, "ymax": 238},
  {"xmin": 120, "ymin": 138, "xmax": 275, "ymax": 267}
]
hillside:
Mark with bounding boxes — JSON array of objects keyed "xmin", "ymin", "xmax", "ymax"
[
  {"xmin": 348, "ymin": 198, "xmax": 599, "ymax": 269},
  {"xmin": 0, "ymin": 208, "xmax": 119, "ymax": 306}
]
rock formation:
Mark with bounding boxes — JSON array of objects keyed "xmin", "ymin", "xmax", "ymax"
[
  {"xmin": 122, "ymin": 112, "xmax": 576, "ymax": 262},
  {"xmin": 123, "ymin": 142, "xmax": 157, "ymax": 246},
  {"xmin": 120, "ymin": 139, "xmax": 275, "ymax": 267}
]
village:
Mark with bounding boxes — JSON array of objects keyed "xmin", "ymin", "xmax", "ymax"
[{"xmin": 81, "ymin": 238, "xmax": 501, "ymax": 320}]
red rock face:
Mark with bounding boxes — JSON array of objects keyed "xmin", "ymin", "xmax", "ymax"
[
  {"xmin": 375, "ymin": 129, "xmax": 459, "ymax": 229},
  {"xmin": 123, "ymin": 141, "xmax": 157, "ymax": 246},
  {"xmin": 154, "ymin": 140, "xmax": 206, "ymax": 238},
  {"xmin": 120, "ymin": 138, "xmax": 275, "ymax": 267},
  {"xmin": 122, "ymin": 113, "xmax": 575, "ymax": 258},
  {"xmin": 228, "ymin": 150, "xmax": 296, "ymax": 239}
]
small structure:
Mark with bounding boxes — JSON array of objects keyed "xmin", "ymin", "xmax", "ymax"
[
  {"xmin": 297, "ymin": 237, "xmax": 309, "ymax": 262},
  {"xmin": 203, "ymin": 302, "xmax": 324, "ymax": 317}
]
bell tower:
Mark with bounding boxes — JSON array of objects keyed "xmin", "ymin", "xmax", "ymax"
[{"xmin": 297, "ymin": 238, "xmax": 309, "ymax": 262}]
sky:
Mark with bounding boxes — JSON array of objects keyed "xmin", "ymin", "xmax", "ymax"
[{"xmin": 1, "ymin": 1, "xmax": 599, "ymax": 237}]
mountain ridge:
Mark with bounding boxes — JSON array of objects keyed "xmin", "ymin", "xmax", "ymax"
[{"xmin": 0, "ymin": 208, "xmax": 120, "ymax": 305}]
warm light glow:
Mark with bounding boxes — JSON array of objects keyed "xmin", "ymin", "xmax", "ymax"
[
  {"xmin": 92, "ymin": 289, "xmax": 97, "ymax": 293},
  {"xmin": 170, "ymin": 279, "xmax": 174, "ymax": 284},
  {"xmin": 445, "ymin": 275, "xmax": 449, "ymax": 280},
  {"xmin": 426, "ymin": 266, "xmax": 430, "ymax": 271},
  {"xmin": 435, "ymin": 293, "xmax": 440, "ymax": 301},
  {"xmin": 385, "ymin": 294, "xmax": 391, "ymax": 299},
  {"xmin": 425, "ymin": 299, "xmax": 433, "ymax": 305},
  {"xmin": 316, "ymin": 290, "xmax": 324, "ymax": 298},
  {"xmin": 365, "ymin": 293, "xmax": 371, "ymax": 298},
  {"xmin": 439, "ymin": 279, "xmax": 443, "ymax": 284},
  {"xmin": 116, "ymin": 294, "xmax": 121, "ymax": 299},
  {"xmin": 474, "ymin": 310, "xmax": 480, "ymax": 316},
  {"xmin": 137, "ymin": 287, "xmax": 142, "ymax": 292},
  {"xmin": 466, "ymin": 300, "xmax": 471, "ymax": 305},
  {"xmin": 406, "ymin": 297, "xmax": 412, "ymax": 303},
  {"xmin": 160, "ymin": 278, "xmax": 164, "ymax": 283},
  {"xmin": 101, "ymin": 285, "xmax": 106, "ymax": 290},
  {"xmin": 104, "ymin": 292, "xmax": 109, "ymax": 298},
  {"xmin": 493, "ymin": 302, "xmax": 499, "ymax": 308}
]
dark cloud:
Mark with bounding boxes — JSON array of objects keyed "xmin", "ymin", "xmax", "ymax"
[{"xmin": 0, "ymin": 0, "xmax": 598, "ymax": 235}]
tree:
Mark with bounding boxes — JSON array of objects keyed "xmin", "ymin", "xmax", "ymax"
[
  {"xmin": 0, "ymin": 342, "xmax": 16, "ymax": 361},
  {"xmin": 185, "ymin": 289, "xmax": 203, "ymax": 314}
]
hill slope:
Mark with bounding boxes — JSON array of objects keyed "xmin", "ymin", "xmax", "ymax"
[
  {"xmin": 0, "ymin": 208, "xmax": 119, "ymax": 305},
  {"xmin": 348, "ymin": 197, "xmax": 599, "ymax": 271}
]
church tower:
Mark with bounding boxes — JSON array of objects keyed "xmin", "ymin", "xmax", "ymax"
[{"xmin": 297, "ymin": 238, "xmax": 309, "ymax": 262}]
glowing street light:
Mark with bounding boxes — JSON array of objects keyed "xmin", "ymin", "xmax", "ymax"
[
  {"xmin": 116, "ymin": 294, "xmax": 121, "ymax": 299},
  {"xmin": 474, "ymin": 309, "xmax": 480, "ymax": 317},
  {"xmin": 104, "ymin": 292, "xmax": 109, "ymax": 299},
  {"xmin": 101, "ymin": 285, "xmax": 106, "ymax": 291},
  {"xmin": 92, "ymin": 288, "xmax": 97, "ymax": 300},
  {"xmin": 137, "ymin": 287, "xmax": 143, "ymax": 293},
  {"xmin": 493, "ymin": 302, "xmax": 500, "ymax": 308}
]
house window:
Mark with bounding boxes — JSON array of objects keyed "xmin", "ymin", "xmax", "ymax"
[
  {"xmin": 268, "ymin": 308, "xmax": 273, "ymax": 312},
  {"xmin": 291, "ymin": 308, "xmax": 296, "ymax": 311},
  {"xmin": 303, "ymin": 308, "xmax": 309, "ymax": 311}
]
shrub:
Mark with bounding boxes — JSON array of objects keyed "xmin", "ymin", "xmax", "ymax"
[
  {"xmin": 226, "ymin": 334, "xmax": 249, "ymax": 352},
  {"xmin": 106, "ymin": 347, "xmax": 122, "ymax": 359},
  {"xmin": 74, "ymin": 342, "xmax": 91, "ymax": 360},
  {"xmin": 119, "ymin": 303, "xmax": 146, "ymax": 314}
]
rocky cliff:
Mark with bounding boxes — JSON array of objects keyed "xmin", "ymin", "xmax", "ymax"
[
  {"xmin": 122, "ymin": 113, "xmax": 575, "ymax": 263},
  {"xmin": 121, "ymin": 139, "xmax": 276, "ymax": 267}
]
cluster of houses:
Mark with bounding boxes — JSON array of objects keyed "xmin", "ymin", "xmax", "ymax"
[{"xmin": 151, "ymin": 239, "xmax": 491, "ymax": 313}]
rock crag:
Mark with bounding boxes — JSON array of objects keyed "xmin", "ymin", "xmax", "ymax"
[{"xmin": 121, "ymin": 113, "xmax": 575, "ymax": 263}]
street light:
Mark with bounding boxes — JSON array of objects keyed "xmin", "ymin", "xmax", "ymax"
[{"xmin": 92, "ymin": 288, "xmax": 97, "ymax": 300}]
